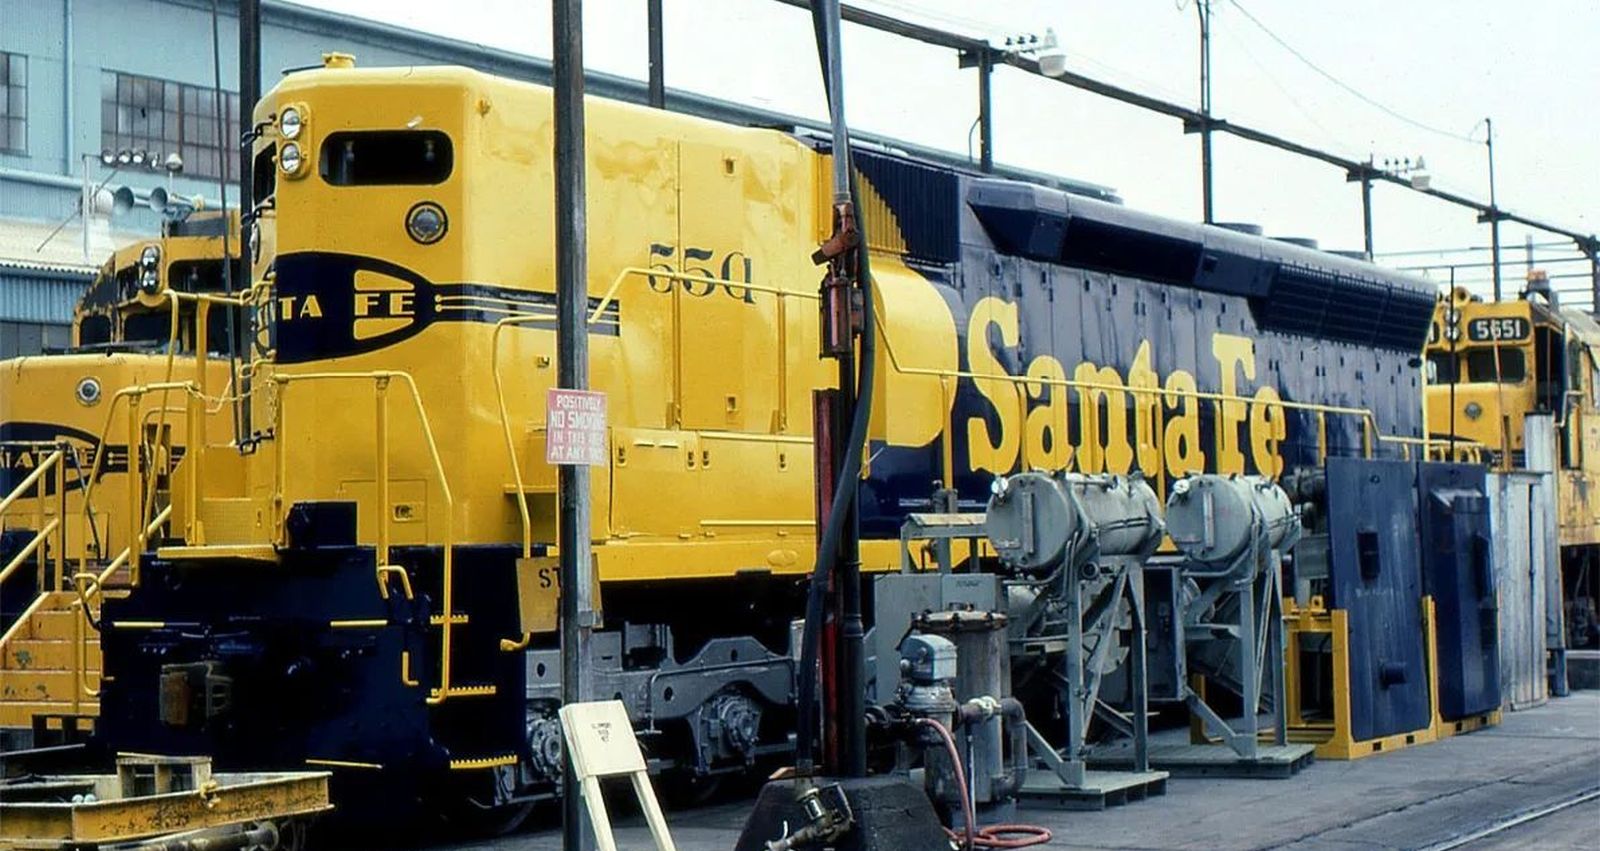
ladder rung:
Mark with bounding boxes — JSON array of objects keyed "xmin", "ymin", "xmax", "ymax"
[
  {"xmin": 434, "ymin": 684, "xmax": 497, "ymax": 698},
  {"xmin": 449, "ymin": 753, "xmax": 518, "ymax": 770}
]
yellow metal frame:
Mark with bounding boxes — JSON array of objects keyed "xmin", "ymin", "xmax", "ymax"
[
  {"xmin": 0, "ymin": 767, "xmax": 329, "ymax": 847},
  {"xmin": 1283, "ymin": 596, "xmax": 1441, "ymax": 759}
]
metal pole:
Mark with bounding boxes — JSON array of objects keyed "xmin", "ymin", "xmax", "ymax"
[
  {"xmin": 80, "ymin": 156, "xmax": 91, "ymax": 263},
  {"xmin": 819, "ymin": 0, "xmax": 867, "ymax": 778},
  {"xmin": 977, "ymin": 48, "xmax": 993, "ymax": 173},
  {"xmin": 646, "ymin": 0, "xmax": 664, "ymax": 109},
  {"xmin": 553, "ymin": 0, "xmax": 593, "ymax": 847},
  {"xmin": 1486, "ymin": 117, "xmax": 1502, "ymax": 301},
  {"xmin": 1590, "ymin": 250, "xmax": 1599, "ymax": 313},
  {"xmin": 1361, "ymin": 173, "xmax": 1374, "ymax": 259},
  {"xmin": 1197, "ymin": 0, "xmax": 1214, "ymax": 223},
  {"xmin": 238, "ymin": 0, "xmax": 260, "ymax": 238}
]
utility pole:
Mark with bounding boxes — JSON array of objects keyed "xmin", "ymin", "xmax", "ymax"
[
  {"xmin": 1589, "ymin": 247, "xmax": 1599, "ymax": 314},
  {"xmin": 1197, "ymin": 0, "xmax": 1214, "ymax": 223},
  {"xmin": 646, "ymin": 0, "xmax": 664, "ymax": 109},
  {"xmin": 978, "ymin": 48, "xmax": 993, "ymax": 173},
  {"xmin": 1360, "ymin": 168, "xmax": 1374, "ymax": 258},
  {"xmin": 552, "ymin": 0, "xmax": 594, "ymax": 848},
  {"xmin": 238, "ymin": 0, "xmax": 259, "ymax": 241},
  {"xmin": 1484, "ymin": 117, "xmax": 1502, "ymax": 300}
]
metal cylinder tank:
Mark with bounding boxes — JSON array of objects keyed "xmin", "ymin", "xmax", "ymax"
[
  {"xmin": 985, "ymin": 472, "xmax": 1163, "ymax": 574},
  {"xmin": 1166, "ymin": 474, "xmax": 1299, "ymax": 573}
]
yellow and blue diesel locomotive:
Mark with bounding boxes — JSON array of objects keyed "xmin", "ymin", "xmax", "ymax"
[
  {"xmin": 1426, "ymin": 278, "xmax": 1600, "ymax": 647},
  {"xmin": 0, "ymin": 212, "xmax": 237, "ymax": 732},
  {"xmin": 90, "ymin": 57, "xmax": 1457, "ymax": 818}
]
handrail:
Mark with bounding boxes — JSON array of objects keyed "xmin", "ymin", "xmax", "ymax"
[
  {"xmin": 271, "ymin": 370, "xmax": 459, "ymax": 704},
  {"xmin": 586, "ymin": 265, "xmax": 819, "ymax": 325},
  {"xmin": 0, "ymin": 518, "xmax": 60, "ymax": 586},
  {"xmin": 84, "ymin": 504, "xmax": 173, "ymax": 603},
  {"xmin": 78, "ymin": 382, "xmax": 194, "ymax": 583},
  {"xmin": 491, "ymin": 316, "xmax": 547, "ymax": 561},
  {"xmin": 0, "ymin": 449, "xmax": 62, "ymax": 516},
  {"xmin": 71, "ymin": 571, "xmax": 102, "ymax": 700},
  {"xmin": 0, "ymin": 447, "xmax": 67, "ymax": 592}
]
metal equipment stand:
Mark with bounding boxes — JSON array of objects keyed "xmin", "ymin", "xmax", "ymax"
[{"xmin": 1017, "ymin": 557, "xmax": 1169, "ymax": 809}]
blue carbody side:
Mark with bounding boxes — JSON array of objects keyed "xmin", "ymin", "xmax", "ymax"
[
  {"xmin": 1417, "ymin": 462, "xmax": 1502, "ymax": 720},
  {"xmin": 854, "ymin": 150, "xmax": 1436, "ymax": 537}
]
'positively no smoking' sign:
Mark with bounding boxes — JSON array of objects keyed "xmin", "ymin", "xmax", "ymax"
[{"xmin": 546, "ymin": 388, "xmax": 608, "ymax": 467}]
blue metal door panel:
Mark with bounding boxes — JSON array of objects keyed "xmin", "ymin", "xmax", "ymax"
[
  {"xmin": 1325, "ymin": 456, "xmax": 1431, "ymax": 741},
  {"xmin": 1418, "ymin": 462, "xmax": 1502, "ymax": 719}
]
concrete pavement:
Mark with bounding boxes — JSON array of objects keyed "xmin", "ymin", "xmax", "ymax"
[{"xmin": 428, "ymin": 691, "xmax": 1599, "ymax": 851}]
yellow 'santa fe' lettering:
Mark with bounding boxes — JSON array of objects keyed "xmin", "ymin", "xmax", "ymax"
[
  {"xmin": 1212, "ymin": 333, "xmax": 1255, "ymax": 474},
  {"xmin": 277, "ymin": 294, "xmax": 324, "ymax": 320},
  {"xmin": 967, "ymin": 297, "xmax": 1021, "ymax": 475},
  {"xmin": 1024, "ymin": 355, "xmax": 1071, "ymax": 472},
  {"xmin": 963, "ymin": 301, "xmax": 1281, "ymax": 482}
]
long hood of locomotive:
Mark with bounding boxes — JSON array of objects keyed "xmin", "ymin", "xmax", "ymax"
[{"xmin": 855, "ymin": 167, "xmax": 1436, "ymax": 536}]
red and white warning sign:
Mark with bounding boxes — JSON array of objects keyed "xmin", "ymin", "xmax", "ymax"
[{"xmin": 546, "ymin": 388, "xmax": 608, "ymax": 467}]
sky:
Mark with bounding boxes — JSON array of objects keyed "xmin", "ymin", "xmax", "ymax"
[{"xmin": 290, "ymin": 0, "xmax": 1599, "ymax": 308}]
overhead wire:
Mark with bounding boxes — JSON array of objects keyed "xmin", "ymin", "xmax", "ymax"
[{"xmin": 1224, "ymin": 0, "xmax": 1480, "ymax": 143}]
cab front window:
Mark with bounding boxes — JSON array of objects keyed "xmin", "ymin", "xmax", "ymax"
[
  {"xmin": 319, "ymin": 130, "xmax": 453, "ymax": 186},
  {"xmin": 1464, "ymin": 347, "xmax": 1526, "ymax": 383}
]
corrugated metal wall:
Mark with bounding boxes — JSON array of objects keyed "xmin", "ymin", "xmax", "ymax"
[
  {"xmin": 0, "ymin": 265, "xmax": 89, "ymax": 357},
  {"xmin": 0, "ymin": 269, "xmax": 88, "ymax": 324}
]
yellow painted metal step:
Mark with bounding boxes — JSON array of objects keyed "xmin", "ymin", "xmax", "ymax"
[
  {"xmin": 0, "ymin": 669, "xmax": 92, "ymax": 702},
  {"xmin": 5, "ymin": 639, "xmax": 100, "ymax": 671},
  {"xmin": 0, "ymin": 700, "xmax": 98, "ymax": 729},
  {"xmin": 21, "ymin": 609, "xmax": 82, "ymax": 641}
]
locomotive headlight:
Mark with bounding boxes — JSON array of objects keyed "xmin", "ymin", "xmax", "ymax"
[
  {"xmin": 138, "ymin": 246, "xmax": 161, "ymax": 294},
  {"xmin": 405, "ymin": 202, "xmax": 448, "ymax": 245},
  {"xmin": 1464, "ymin": 402, "xmax": 1484, "ymax": 420},
  {"xmin": 279, "ymin": 106, "xmax": 304, "ymax": 140},
  {"xmin": 75, "ymin": 377, "xmax": 102, "ymax": 407},
  {"xmin": 279, "ymin": 142, "xmax": 305, "ymax": 176}
]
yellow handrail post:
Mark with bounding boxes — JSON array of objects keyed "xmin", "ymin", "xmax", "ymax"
[
  {"xmin": 190, "ymin": 301, "xmax": 211, "ymax": 545},
  {"xmin": 273, "ymin": 376, "xmax": 288, "ymax": 546},
  {"xmin": 375, "ymin": 376, "xmax": 391, "ymax": 569},
  {"xmin": 54, "ymin": 448, "xmax": 67, "ymax": 590},
  {"xmin": 34, "ymin": 449, "xmax": 48, "ymax": 589},
  {"xmin": 126, "ymin": 391, "xmax": 144, "ymax": 586}
]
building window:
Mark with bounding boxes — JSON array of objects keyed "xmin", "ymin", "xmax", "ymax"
[
  {"xmin": 101, "ymin": 70, "xmax": 239, "ymax": 180},
  {"xmin": 0, "ymin": 52, "xmax": 25, "ymax": 154}
]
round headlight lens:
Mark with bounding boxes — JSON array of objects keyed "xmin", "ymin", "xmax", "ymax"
[
  {"xmin": 140, "ymin": 245, "xmax": 160, "ymax": 269},
  {"xmin": 280, "ymin": 142, "xmax": 303, "ymax": 175},
  {"xmin": 1464, "ymin": 402, "xmax": 1484, "ymax": 420},
  {"xmin": 139, "ymin": 267, "xmax": 160, "ymax": 295},
  {"xmin": 75, "ymin": 377, "xmax": 102, "ymax": 407},
  {"xmin": 405, "ymin": 202, "xmax": 448, "ymax": 245},
  {"xmin": 279, "ymin": 107, "xmax": 303, "ymax": 140}
]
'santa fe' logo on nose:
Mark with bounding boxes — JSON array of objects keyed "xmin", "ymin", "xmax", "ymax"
[{"xmin": 271, "ymin": 252, "xmax": 620, "ymax": 364}]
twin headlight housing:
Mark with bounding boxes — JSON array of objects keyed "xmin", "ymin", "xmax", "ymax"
[
  {"xmin": 278, "ymin": 105, "xmax": 309, "ymax": 178},
  {"xmin": 138, "ymin": 245, "xmax": 161, "ymax": 295}
]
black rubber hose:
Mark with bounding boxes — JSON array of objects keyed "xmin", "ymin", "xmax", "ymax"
[{"xmin": 794, "ymin": 0, "xmax": 878, "ymax": 772}]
